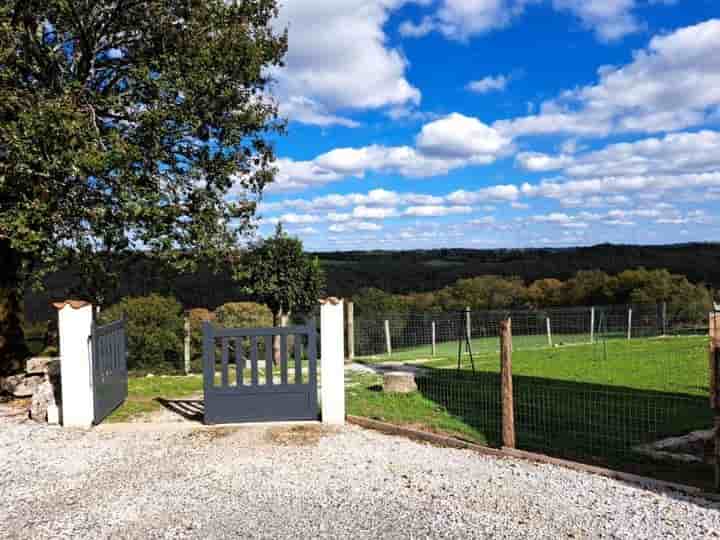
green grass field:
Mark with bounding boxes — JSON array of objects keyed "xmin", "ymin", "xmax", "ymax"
[{"xmin": 350, "ymin": 335, "xmax": 713, "ymax": 487}]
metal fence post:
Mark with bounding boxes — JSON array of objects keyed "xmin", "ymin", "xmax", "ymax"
[
  {"xmin": 500, "ymin": 318, "xmax": 515, "ymax": 448},
  {"xmin": 627, "ymin": 307, "xmax": 633, "ymax": 340},
  {"xmin": 546, "ymin": 316, "xmax": 553, "ymax": 347},
  {"xmin": 465, "ymin": 307, "xmax": 472, "ymax": 343},
  {"xmin": 431, "ymin": 321, "xmax": 437, "ymax": 356},
  {"xmin": 384, "ymin": 319, "xmax": 392, "ymax": 356},
  {"xmin": 590, "ymin": 307, "xmax": 595, "ymax": 344}
]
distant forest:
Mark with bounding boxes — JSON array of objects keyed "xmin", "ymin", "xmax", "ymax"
[{"xmin": 24, "ymin": 243, "xmax": 720, "ymax": 322}]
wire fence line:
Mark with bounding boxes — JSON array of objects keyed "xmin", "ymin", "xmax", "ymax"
[
  {"xmin": 353, "ymin": 303, "xmax": 713, "ymax": 488},
  {"xmin": 353, "ymin": 303, "xmax": 700, "ymax": 359}
]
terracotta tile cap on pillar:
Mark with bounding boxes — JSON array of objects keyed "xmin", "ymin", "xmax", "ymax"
[
  {"xmin": 318, "ymin": 297, "xmax": 343, "ymax": 305},
  {"xmin": 52, "ymin": 300, "xmax": 92, "ymax": 310}
]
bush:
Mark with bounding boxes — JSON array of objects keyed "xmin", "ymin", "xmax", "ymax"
[
  {"xmin": 188, "ymin": 307, "xmax": 215, "ymax": 370},
  {"xmin": 214, "ymin": 302, "xmax": 273, "ymax": 328},
  {"xmin": 99, "ymin": 294, "xmax": 184, "ymax": 372}
]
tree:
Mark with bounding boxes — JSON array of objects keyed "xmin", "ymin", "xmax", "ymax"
[
  {"xmin": 236, "ymin": 224, "xmax": 325, "ymax": 363},
  {"xmin": 0, "ymin": 1, "xmax": 288, "ymax": 374}
]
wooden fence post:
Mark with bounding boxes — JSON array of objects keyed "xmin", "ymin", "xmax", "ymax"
[
  {"xmin": 465, "ymin": 307, "xmax": 472, "ymax": 343},
  {"xmin": 346, "ymin": 301, "xmax": 354, "ymax": 364},
  {"xmin": 431, "ymin": 321, "xmax": 437, "ymax": 356},
  {"xmin": 627, "ymin": 308, "xmax": 633, "ymax": 340},
  {"xmin": 710, "ymin": 312, "xmax": 720, "ymax": 490},
  {"xmin": 500, "ymin": 318, "xmax": 516, "ymax": 449},
  {"xmin": 546, "ymin": 316, "xmax": 553, "ymax": 347},
  {"xmin": 384, "ymin": 319, "xmax": 392, "ymax": 356},
  {"xmin": 184, "ymin": 315, "xmax": 191, "ymax": 375},
  {"xmin": 590, "ymin": 307, "xmax": 595, "ymax": 344}
]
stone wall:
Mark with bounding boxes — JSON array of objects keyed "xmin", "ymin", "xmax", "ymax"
[{"xmin": 0, "ymin": 356, "xmax": 61, "ymax": 423}]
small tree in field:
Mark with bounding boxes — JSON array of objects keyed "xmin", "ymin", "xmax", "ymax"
[
  {"xmin": 237, "ymin": 224, "xmax": 325, "ymax": 363},
  {"xmin": 0, "ymin": 1, "xmax": 288, "ymax": 375}
]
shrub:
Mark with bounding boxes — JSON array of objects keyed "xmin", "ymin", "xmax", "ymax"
[
  {"xmin": 188, "ymin": 307, "xmax": 215, "ymax": 370},
  {"xmin": 215, "ymin": 302, "xmax": 273, "ymax": 328},
  {"xmin": 99, "ymin": 294, "xmax": 184, "ymax": 372}
]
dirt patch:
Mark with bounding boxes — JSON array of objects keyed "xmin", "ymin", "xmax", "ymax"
[
  {"xmin": 265, "ymin": 424, "xmax": 327, "ymax": 446},
  {"xmin": 185, "ymin": 427, "xmax": 239, "ymax": 442}
]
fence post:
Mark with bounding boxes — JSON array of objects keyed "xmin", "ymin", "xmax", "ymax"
[
  {"xmin": 345, "ymin": 301, "xmax": 354, "ymax": 364},
  {"xmin": 184, "ymin": 314, "xmax": 191, "ymax": 375},
  {"xmin": 500, "ymin": 318, "xmax": 516, "ymax": 448},
  {"xmin": 661, "ymin": 302, "xmax": 668, "ymax": 335},
  {"xmin": 384, "ymin": 319, "xmax": 392, "ymax": 356},
  {"xmin": 431, "ymin": 321, "xmax": 437, "ymax": 356},
  {"xmin": 465, "ymin": 307, "xmax": 472, "ymax": 343},
  {"xmin": 546, "ymin": 316, "xmax": 553, "ymax": 347},
  {"xmin": 54, "ymin": 300, "xmax": 95, "ymax": 428},
  {"xmin": 627, "ymin": 307, "xmax": 633, "ymax": 340},
  {"xmin": 320, "ymin": 298, "xmax": 345, "ymax": 426},
  {"xmin": 710, "ymin": 313, "xmax": 720, "ymax": 490},
  {"xmin": 590, "ymin": 307, "xmax": 595, "ymax": 344}
]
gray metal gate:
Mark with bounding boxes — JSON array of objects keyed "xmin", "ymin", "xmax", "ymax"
[
  {"xmin": 202, "ymin": 321, "xmax": 318, "ymax": 424},
  {"xmin": 91, "ymin": 316, "xmax": 128, "ymax": 424}
]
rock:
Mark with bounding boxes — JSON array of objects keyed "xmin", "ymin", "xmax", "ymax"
[
  {"xmin": 46, "ymin": 359, "xmax": 60, "ymax": 378},
  {"xmin": 10, "ymin": 375, "xmax": 44, "ymax": 398},
  {"xmin": 30, "ymin": 381, "xmax": 53, "ymax": 422},
  {"xmin": 383, "ymin": 372, "xmax": 418, "ymax": 394},
  {"xmin": 0, "ymin": 374, "xmax": 26, "ymax": 395},
  {"xmin": 26, "ymin": 357, "xmax": 59, "ymax": 375}
]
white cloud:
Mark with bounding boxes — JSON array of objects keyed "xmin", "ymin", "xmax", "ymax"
[
  {"xmin": 446, "ymin": 185, "xmax": 520, "ymax": 204},
  {"xmin": 517, "ymin": 130, "xmax": 720, "ymax": 178},
  {"xmin": 352, "ymin": 206, "xmax": 399, "ymax": 219},
  {"xmin": 404, "ymin": 205, "xmax": 473, "ymax": 217},
  {"xmin": 552, "ymin": 0, "xmax": 640, "ymax": 42},
  {"xmin": 496, "ymin": 19, "xmax": 720, "ymax": 138},
  {"xmin": 274, "ymin": 1, "xmax": 421, "ymax": 126},
  {"xmin": 416, "ymin": 113, "xmax": 513, "ymax": 161},
  {"xmin": 466, "ymin": 74, "xmax": 509, "ymax": 94},
  {"xmin": 329, "ymin": 221, "xmax": 383, "ymax": 233},
  {"xmin": 267, "ymin": 213, "xmax": 322, "ymax": 225}
]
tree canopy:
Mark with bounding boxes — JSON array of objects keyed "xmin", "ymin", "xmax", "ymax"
[{"xmin": 0, "ymin": 0, "xmax": 287, "ymax": 371}]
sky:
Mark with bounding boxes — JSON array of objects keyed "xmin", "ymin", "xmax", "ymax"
[{"xmin": 251, "ymin": 0, "xmax": 720, "ymax": 251}]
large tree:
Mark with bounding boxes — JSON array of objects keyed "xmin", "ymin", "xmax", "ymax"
[
  {"xmin": 237, "ymin": 224, "xmax": 325, "ymax": 362},
  {"xmin": 0, "ymin": 1, "xmax": 287, "ymax": 374}
]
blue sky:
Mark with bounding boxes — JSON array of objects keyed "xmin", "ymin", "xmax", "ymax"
[{"xmin": 251, "ymin": 1, "xmax": 720, "ymax": 251}]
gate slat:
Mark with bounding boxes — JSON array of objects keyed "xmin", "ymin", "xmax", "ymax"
[
  {"xmin": 235, "ymin": 338, "xmax": 243, "ymax": 387},
  {"xmin": 221, "ymin": 338, "xmax": 229, "ymax": 388},
  {"xmin": 307, "ymin": 319, "xmax": 317, "ymax": 405},
  {"xmin": 294, "ymin": 334, "xmax": 302, "ymax": 385},
  {"xmin": 251, "ymin": 335, "xmax": 259, "ymax": 386},
  {"xmin": 265, "ymin": 335, "xmax": 273, "ymax": 386},
  {"xmin": 281, "ymin": 334, "xmax": 288, "ymax": 385}
]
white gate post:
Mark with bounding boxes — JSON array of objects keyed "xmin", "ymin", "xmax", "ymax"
[
  {"xmin": 54, "ymin": 300, "xmax": 95, "ymax": 428},
  {"xmin": 320, "ymin": 298, "xmax": 345, "ymax": 426}
]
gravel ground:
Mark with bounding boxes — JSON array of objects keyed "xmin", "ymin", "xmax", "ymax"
[{"xmin": 1, "ymin": 414, "xmax": 719, "ymax": 539}]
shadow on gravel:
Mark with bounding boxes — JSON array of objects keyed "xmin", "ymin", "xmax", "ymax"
[{"xmin": 156, "ymin": 398, "xmax": 204, "ymax": 422}]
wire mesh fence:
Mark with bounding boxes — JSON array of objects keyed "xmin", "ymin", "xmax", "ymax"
[{"xmin": 352, "ymin": 303, "xmax": 713, "ymax": 488}]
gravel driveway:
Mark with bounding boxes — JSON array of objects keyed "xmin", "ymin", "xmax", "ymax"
[{"xmin": 1, "ymin": 414, "xmax": 719, "ymax": 539}]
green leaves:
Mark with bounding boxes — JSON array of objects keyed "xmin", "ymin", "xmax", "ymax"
[
  {"xmin": 0, "ymin": 0, "xmax": 287, "ymax": 293},
  {"xmin": 237, "ymin": 224, "xmax": 326, "ymax": 319}
]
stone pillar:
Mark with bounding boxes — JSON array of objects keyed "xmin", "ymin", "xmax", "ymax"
[
  {"xmin": 320, "ymin": 298, "xmax": 345, "ymax": 426},
  {"xmin": 54, "ymin": 300, "xmax": 94, "ymax": 428}
]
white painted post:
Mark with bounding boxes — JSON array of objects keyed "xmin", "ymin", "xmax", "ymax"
[
  {"xmin": 55, "ymin": 301, "xmax": 95, "ymax": 428},
  {"xmin": 321, "ymin": 298, "xmax": 345, "ymax": 426},
  {"xmin": 590, "ymin": 307, "xmax": 595, "ymax": 344},
  {"xmin": 384, "ymin": 319, "xmax": 392, "ymax": 356},
  {"xmin": 546, "ymin": 316, "xmax": 553, "ymax": 347},
  {"xmin": 627, "ymin": 308, "xmax": 633, "ymax": 340},
  {"xmin": 431, "ymin": 321, "xmax": 437, "ymax": 356}
]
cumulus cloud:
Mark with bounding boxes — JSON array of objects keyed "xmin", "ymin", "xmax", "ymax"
[
  {"xmin": 404, "ymin": 205, "xmax": 473, "ymax": 217},
  {"xmin": 517, "ymin": 130, "xmax": 720, "ymax": 178},
  {"xmin": 552, "ymin": 0, "xmax": 640, "ymax": 42},
  {"xmin": 274, "ymin": 1, "xmax": 421, "ymax": 127},
  {"xmin": 416, "ymin": 113, "xmax": 513, "ymax": 161},
  {"xmin": 495, "ymin": 19, "xmax": 720, "ymax": 138},
  {"xmin": 466, "ymin": 74, "xmax": 510, "ymax": 94}
]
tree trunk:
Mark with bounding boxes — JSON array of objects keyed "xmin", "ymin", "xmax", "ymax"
[
  {"xmin": 272, "ymin": 309, "xmax": 290, "ymax": 366},
  {"xmin": 0, "ymin": 239, "xmax": 29, "ymax": 376}
]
